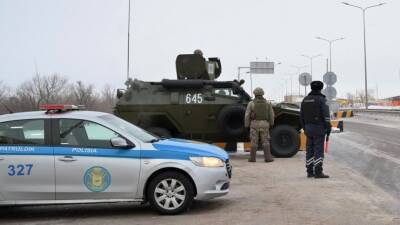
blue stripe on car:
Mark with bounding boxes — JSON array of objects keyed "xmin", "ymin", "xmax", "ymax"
[{"xmin": 0, "ymin": 139, "xmax": 228, "ymax": 161}]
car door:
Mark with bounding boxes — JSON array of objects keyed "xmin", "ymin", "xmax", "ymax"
[
  {"xmin": 0, "ymin": 119, "xmax": 55, "ymax": 202},
  {"xmin": 54, "ymin": 118, "xmax": 141, "ymax": 200}
]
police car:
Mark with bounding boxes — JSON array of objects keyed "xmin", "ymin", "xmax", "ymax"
[{"xmin": 0, "ymin": 105, "xmax": 231, "ymax": 214}]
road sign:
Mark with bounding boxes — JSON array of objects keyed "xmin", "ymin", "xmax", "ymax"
[
  {"xmin": 323, "ymin": 86, "xmax": 337, "ymax": 100},
  {"xmin": 249, "ymin": 61, "xmax": 274, "ymax": 74},
  {"xmin": 323, "ymin": 72, "xmax": 337, "ymax": 85},
  {"xmin": 299, "ymin": 73, "xmax": 312, "ymax": 86}
]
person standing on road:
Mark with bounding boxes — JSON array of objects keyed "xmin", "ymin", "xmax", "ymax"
[
  {"xmin": 300, "ymin": 81, "xmax": 332, "ymax": 178},
  {"xmin": 244, "ymin": 87, "xmax": 275, "ymax": 163}
]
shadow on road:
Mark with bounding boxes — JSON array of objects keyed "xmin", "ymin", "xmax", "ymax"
[{"xmin": 0, "ymin": 199, "xmax": 232, "ymax": 221}]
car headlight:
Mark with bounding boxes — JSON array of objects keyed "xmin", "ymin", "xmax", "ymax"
[{"xmin": 190, "ymin": 157, "xmax": 224, "ymax": 167}]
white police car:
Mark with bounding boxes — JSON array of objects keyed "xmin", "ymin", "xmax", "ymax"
[{"xmin": 0, "ymin": 105, "xmax": 231, "ymax": 214}]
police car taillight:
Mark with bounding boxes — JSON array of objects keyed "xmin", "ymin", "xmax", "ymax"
[{"xmin": 40, "ymin": 104, "xmax": 85, "ymax": 113}]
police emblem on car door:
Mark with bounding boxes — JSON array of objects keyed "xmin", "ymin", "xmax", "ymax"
[{"xmin": 54, "ymin": 119, "xmax": 140, "ymax": 200}]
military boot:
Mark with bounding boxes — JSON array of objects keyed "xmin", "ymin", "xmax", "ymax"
[
  {"xmin": 248, "ymin": 147, "xmax": 257, "ymax": 162},
  {"xmin": 263, "ymin": 144, "xmax": 274, "ymax": 163}
]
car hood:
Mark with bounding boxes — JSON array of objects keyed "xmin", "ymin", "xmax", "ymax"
[{"xmin": 152, "ymin": 138, "xmax": 229, "ymax": 161}]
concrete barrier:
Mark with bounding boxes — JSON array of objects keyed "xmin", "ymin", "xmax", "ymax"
[{"xmin": 334, "ymin": 110, "xmax": 354, "ymax": 118}]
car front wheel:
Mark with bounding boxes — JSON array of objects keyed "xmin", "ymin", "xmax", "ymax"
[{"xmin": 147, "ymin": 171, "xmax": 194, "ymax": 214}]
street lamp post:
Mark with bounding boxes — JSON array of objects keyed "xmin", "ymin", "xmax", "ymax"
[
  {"xmin": 342, "ymin": 1, "xmax": 386, "ymax": 109},
  {"xmin": 315, "ymin": 37, "xmax": 345, "ymax": 71},
  {"xmin": 301, "ymin": 54, "xmax": 321, "ymax": 77},
  {"xmin": 237, "ymin": 66, "xmax": 250, "ymax": 80},
  {"xmin": 126, "ymin": 0, "xmax": 132, "ymax": 88}
]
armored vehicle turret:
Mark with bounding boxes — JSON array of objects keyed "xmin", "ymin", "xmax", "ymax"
[{"xmin": 115, "ymin": 53, "xmax": 301, "ymax": 157}]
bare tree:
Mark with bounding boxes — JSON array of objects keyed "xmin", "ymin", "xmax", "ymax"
[
  {"xmin": 356, "ymin": 89, "xmax": 375, "ymax": 106},
  {"xmin": 0, "ymin": 81, "xmax": 8, "ymax": 101},
  {"xmin": 1, "ymin": 74, "xmax": 118, "ymax": 114},
  {"xmin": 98, "ymin": 85, "xmax": 116, "ymax": 112},
  {"xmin": 0, "ymin": 81, "xmax": 13, "ymax": 114},
  {"xmin": 71, "ymin": 81, "xmax": 96, "ymax": 107},
  {"xmin": 15, "ymin": 74, "xmax": 69, "ymax": 110}
]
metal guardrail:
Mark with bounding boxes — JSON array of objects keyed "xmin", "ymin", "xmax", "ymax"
[{"xmin": 351, "ymin": 109, "xmax": 400, "ymax": 115}]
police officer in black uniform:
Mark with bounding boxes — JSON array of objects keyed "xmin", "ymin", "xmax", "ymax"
[{"xmin": 300, "ymin": 81, "xmax": 332, "ymax": 178}]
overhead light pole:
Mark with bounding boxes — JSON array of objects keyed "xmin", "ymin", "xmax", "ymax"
[
  {"xmin": 126, "ymin": 0, "xmax": 133, "ymax": 88},
  {"xmin": 301, "ymin": 54, "xmax": 321, "ymax": 77},
  {"xmin": 342, "ymin": 1, "xmax": 386, "ymax": 109},
  {"xmin": 315, "ymin": 36, "xmax": 345, "ymax": 71}
]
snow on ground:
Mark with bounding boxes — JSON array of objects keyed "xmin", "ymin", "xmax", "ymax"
[
  {"xmin": 342, "ymin": 111, "xmax": 400, "ymax": 130},
  {"xmin": 342, "ymin": 105, "xmax": 400, "ymax": 110},
  {"xmin": 330, "ymin": 130, "xmax": 400, "ymax": 203},
  {"xmin": 366, "ymin": 105, "xmax": 400, "ymax": 110}
]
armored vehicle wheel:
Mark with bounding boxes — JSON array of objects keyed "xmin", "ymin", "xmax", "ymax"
[
  {"xmin": 147, "ymin": 171, "xmax": 194, "ymax": 215},
  {"xmin": 148, "ymin": 127, "xmax": 172, "ymax": 138},
  {"xmin": 225, "ymin": 142, "xmax": 237, "ymax": 152},
  {"xmin": 270, "ymin": 125, "xmax": 299, "ymax": 158},
  {"xmin": 217, "ymin": 105, "xmax": 246, "ymax": 138}
]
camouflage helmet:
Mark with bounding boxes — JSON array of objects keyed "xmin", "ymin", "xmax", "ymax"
[
  {"xmin": 253, "ymin": 87, "xmax": 264, "ymax": 96},
  {"xmin": 193, "ymin": 49, "xmax": 203, "ymax": 56}
]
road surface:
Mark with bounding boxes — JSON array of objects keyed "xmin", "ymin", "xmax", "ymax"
[{"xmin": 1, "ymin": 152, "xmax": 399, "ymax": 225}]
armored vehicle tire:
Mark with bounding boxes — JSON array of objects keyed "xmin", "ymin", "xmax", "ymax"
[
  {"xmin": 147, "ymin": 171, "xmax": 195, "ymax": 215},
  {"xmin": 147, "ymin": 127, "xmax": 172, "ymax": 138},
  {"xmin": 225, "ymin": 142, "xmax": 237, "ymax": 152},
  {"xmin": 217, "ymin": 105, "xmax": 246, "ymax": 138},
  {"xmin": 270, "ymin": 125, "xmax": 299, "ymax": 158}
]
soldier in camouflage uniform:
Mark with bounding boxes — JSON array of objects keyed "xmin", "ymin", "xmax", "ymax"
[{"xmin": 244, "ymin": 87, "xmax": 275, "ymax": 162}]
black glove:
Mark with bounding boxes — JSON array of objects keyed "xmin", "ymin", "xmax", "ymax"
[{"xmin": 326, "ymin": 123, "xmax": 332, "ymax": 136}]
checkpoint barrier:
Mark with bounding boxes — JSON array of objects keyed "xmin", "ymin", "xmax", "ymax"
[
  {"xmin": 334, "ymin": 110, "xmax": 353, "ymax": 118},
  {"xmin": 215, "ymin": 120, "xmax": 343, "ymax": 152}
]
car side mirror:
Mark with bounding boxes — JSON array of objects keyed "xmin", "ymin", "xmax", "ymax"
[{"xmin": 111, "ymin": 137, "xmax": 134, "ymax": 149}]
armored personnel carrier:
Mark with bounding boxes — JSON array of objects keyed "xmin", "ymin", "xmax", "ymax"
[{"xmin": 115, "ymin": 53, "xmax": 301, "ymax": 157}]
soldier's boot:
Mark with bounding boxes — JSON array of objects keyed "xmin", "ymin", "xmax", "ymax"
[
  {"xmin": 248, "ymin": 147, "xmax": 257, "ymax": 162},
  {"xmin": 263, "ymin": 144, "xmax": 274, "ymax": 163}
]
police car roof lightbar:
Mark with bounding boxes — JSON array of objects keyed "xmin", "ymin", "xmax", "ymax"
[{"xmin": 40, "ymin": 104, "xmax": 85, "ymax": 113}]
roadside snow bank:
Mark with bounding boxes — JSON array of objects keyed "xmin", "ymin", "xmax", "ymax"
[{"xmin": 330, "ymin": 132, "xmax": 400, "ymax": 201}]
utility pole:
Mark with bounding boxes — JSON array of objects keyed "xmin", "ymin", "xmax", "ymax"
[
  {"xmin": 316, "ymin": 36, "xmax": 345, "ymax": 71},
  {"xmin": 126, "ymin": 0, "xmax": 132, "ymax": 88},
  {"xmin": 342, "ymin": 1, "xmax": 386, "ymax": 109},
  {"xmin": 301, "ymin": 54, "xmax": 321, "ymax": 77}
]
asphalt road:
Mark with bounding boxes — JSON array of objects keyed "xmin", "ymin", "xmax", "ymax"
[
  {"xmin": 1, "ymin": 153, "xmax": 399, "ymax": 225},
  {"xmin": 330, "ymin": 115, "xmax": 400, "ymax": 201},
  {"xmin": 343, "ymin": 121, "xmax": 400, "ymax": 159}
]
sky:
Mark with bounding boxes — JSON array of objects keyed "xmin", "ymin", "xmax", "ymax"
[{"xmin": 0, "ymin": 0, "xmax": 399, "ymax": 101}]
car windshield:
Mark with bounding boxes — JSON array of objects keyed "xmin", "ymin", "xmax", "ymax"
[{"xmin": 99, "ymin": 114, "xmax": 157, "ymax": 143}]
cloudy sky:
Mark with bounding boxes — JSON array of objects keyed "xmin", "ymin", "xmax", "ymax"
[{"xmin": 0, "ymin": 0, "xmax": 399, "ymax": 100}]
